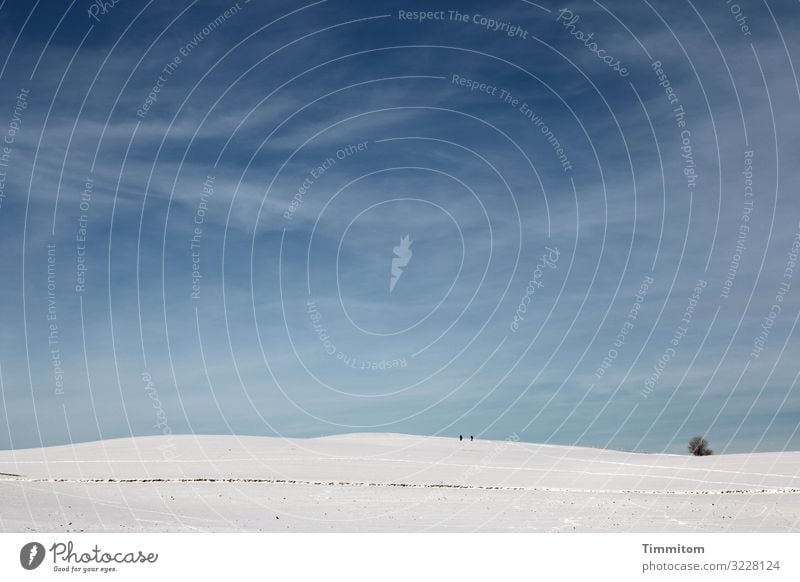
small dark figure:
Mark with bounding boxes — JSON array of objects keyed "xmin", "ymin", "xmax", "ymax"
[
  {"xmin": 470, "ymin": 435, "xmax": 473, "ymax": 442},
  {"xmin": 459, "ymin": 434, "xmax": 463, "ymax": 441}
]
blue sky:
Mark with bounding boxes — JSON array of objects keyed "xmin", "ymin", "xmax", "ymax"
[{"xmin": 0, "ymin": 0, "xmax": 799, "ymax": 453}]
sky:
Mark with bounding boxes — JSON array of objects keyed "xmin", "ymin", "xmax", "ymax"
[{"xmin": 0, "ymin": 0, "xmax": 798, "ymax": 453}]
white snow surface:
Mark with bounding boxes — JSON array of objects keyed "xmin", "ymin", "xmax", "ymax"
[{"xmin": 1, "ymin": 433, "xmax": 798, "ymax": 532}]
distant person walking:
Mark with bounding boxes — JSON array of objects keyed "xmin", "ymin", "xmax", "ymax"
[
  {"xmin": 459, "ymin": 435, "xmax": 463, "ymax": 441},
  {"xmin": 470, "ymin": 435, "xmax": 473, "ymax": 442}
]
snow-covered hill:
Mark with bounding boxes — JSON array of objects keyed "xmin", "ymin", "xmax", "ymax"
[{"xmin": 1, "ymin": 433, "xmax": 798, "ymax": 532}]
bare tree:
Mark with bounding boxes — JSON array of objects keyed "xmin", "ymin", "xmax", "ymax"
[{"xmin": 688, "ymin": 436, "xmax": 713, "ymax": 456}]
